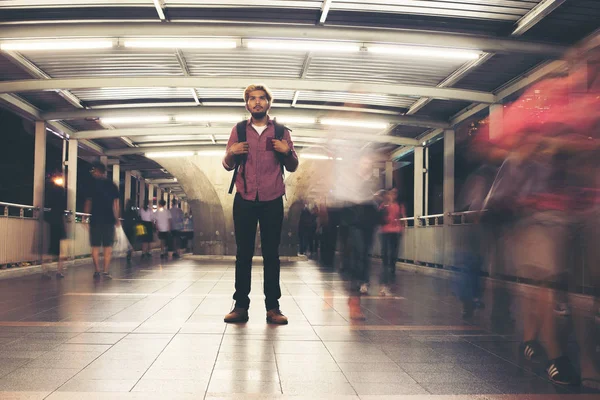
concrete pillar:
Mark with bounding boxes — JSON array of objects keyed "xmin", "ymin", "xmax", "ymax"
[
  {"xmin": 148, "ymin": 184, "xmax": 154, "ymax": 208},
  {"xmin": 67, "ymin": 139, "xmax": 78, "ymax": 256},
  {"xmin": 124, "ymin": 172, "xmax": 131, "ymax": 207},
  {"xmin": 413, "ymin": 146, "xmax": 424, "ymax": 218},
  {"xmin": 443, "ymin": 130, "xmax": 455, "ymax": 220},
  {"xmin": 424, "ymin": 146, "xmax": 429, "ymax": 215},
  {"xmin": 33, "ymin": 121, "xmax": 46, "ymax": 213},
  {"xmin": 139, "ymin": 179, "xmax": 146, "ymax": 208},
  {"xmin": 489, "ymin": 104, "xmax": 504, "ymax": 141},
  {"xmin": 33, "ymin": 121, "xmax": 46, "ymax": 259},
  {"xmin": 100, "ymin": 155, "xmax": 108, "ymax": 168},
  {"xmin": 385, "ymin": 161, "xmax": 393, "ymax": 189},
  {"xmin": 112, "ymin": 163, "xmax": 120, "ymax": 187}
]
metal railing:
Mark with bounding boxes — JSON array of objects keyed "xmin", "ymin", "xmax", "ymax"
[
  {"xmin": 0, "ymin": 203, "xmax": 157, "ymax": 267},
  {"xmin": 372, "ymin": 210, "xmax": 598, "ymax": 295}
]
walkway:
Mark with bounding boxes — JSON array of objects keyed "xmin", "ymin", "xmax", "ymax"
[{"xmin": 0, "ymin": 256, "xmax": 597, "ymax": 399}]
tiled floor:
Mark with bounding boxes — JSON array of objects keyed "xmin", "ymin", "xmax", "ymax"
[{"xmin": 0, "ymin": 256, "xmax": 597, "ymax": 399}]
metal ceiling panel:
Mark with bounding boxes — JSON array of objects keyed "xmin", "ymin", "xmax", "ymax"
[
  {"xmin": 63, "ymin": 119, "xmax": 103, "ymax": 131},
  {"xmin": 306, "ymin": 54, "xmax": 465, "ymax": 86},
  {"xmin": 0, "ymin": 1, "xmax": 149, "ymax": 7},
  {"xmin": 196, "ymin": 88, "xmax": 295, "ymax": 103},
  {"xmin": 92, "ymin": 137, "xmax": 130, "ymax": 150},
  {"xmin": 391, "ymin": 125, "xmax": 429, "ymax": 138},
  {"xmin": 413, "ymin": 99, "xmax": 472, "ymax": 120},
  {"xmin": 184, "ymin": 50, "xmax": 305, "ymax": 79},
  {"xmin": 167, "ymin": 7, "xmax": 319, "ymax": 24},
  {"xmin": 23, "ymin": 50, "xmax": 183, "ymax": 78},
  {"xmin": 165, "ymin": 0, "xmax": 321, "ymax": 7},
  {"xmin": 69, "ymin": 88, "xmax": 193, "ymax": 102},
  {"xmin": 0, "ymin": 6, "xmax": 157, "ymax": 23},
  {"xmin": 297, "ymin": 90, "xmax": 417, "ymax": 109},
  {"xmin": 16, "ymin": 91, "xmax": 75, "ymax": 111},
  {"xmin": 0, "ymin": 54, "xmax": 32, "ymax": 81},
  {"xmin": 453, "ymin": 53, "xmax": 547, "ymax": 92},
  {"xmin": 329, "ymin": 0, "xmax": 539, "ymax": 21},
  {"xmin": 522, "ymin": 0, "xmax": 600, "ymax": 45}
]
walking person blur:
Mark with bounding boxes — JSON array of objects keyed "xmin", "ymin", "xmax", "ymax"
[
  {"xmin": 84, "ymin": 162, "xmax": 120, "ymax": 280},
  {"xmin": 169, "ymin": 199, "xmax": 185, "ymax": 259},
  {"xmin": 154, "ymin": 199, "xmax": 171, "ymax": 259},
  {"xmin": 139, "ymin": 200, "xmax": 155, "ymax": 259},
  {"xmin": 378, "ymin": 188, "xmax": 406, "ymax": 295},
  {"xmin": 122, "ymin": 199, "xmax": 139, "ymax": 263},
  {"xmin": 41, "ymin": 173, "xmax": 68, "ymax": 280}
]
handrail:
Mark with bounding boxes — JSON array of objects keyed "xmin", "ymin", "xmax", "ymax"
[
  {"xmin": 418, "ymin": 214, "xmax": 444, "ymax": 219},
  {"xmin": 0, "ymin": 201, "xmax": 37, "ymax": 209}
]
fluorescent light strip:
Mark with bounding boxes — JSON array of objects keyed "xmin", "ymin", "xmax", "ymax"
[
  {"xmin": 247, "ymin": 40, "xmax": 360, "ymax": 53},
  {"xmin": 176, "ymin": 115, "xmax": 241, "ymax": 123},
  {"xmin": 0, "ymin": 40, "xmax": 113, "ymax": 51},
  {"xmin": 101, "ymin": 116, "xmax": 170, "ymax": 125},
  {"xmin": 368, "ymin": 45, "xmax": 480, "ymax": 60},
  {"xmin": 124, "ymin": 39, "xmax": 237, "ymax": 49},
  {"xmin": 146, "ymin": 151, "xmax": 195, "ymax": 158},
  {"xmin": 274, "ymin": 116, "xmax": 316, "ymax": 124},
  {"xmin": 320, "ymin": 119, "xmax": 389, "ymax": 130}
]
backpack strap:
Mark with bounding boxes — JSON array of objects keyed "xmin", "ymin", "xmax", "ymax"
[
  {"xmin": 273, "ymin": 120, "xmax": 289, "ymax": 175},
  {"xmin": 228, "ymin": 121, "xmax": 248, "ymax": 194}
]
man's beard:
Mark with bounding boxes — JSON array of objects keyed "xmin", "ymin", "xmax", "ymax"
[{"xmin": 251, "ymin": 111, "xmax": 267, "ymax": 119}]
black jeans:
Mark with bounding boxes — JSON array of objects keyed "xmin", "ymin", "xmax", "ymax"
[
  {"xmin": 233, "ymin": 193, "xmax": 284, "ymax": 311},
  {"xmin": 380, "ymin": 232, "xmax": 400, "ymax": 284}
]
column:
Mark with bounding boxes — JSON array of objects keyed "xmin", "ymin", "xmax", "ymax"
[
  {"xmin": 67, "ymin": 139, "xmax": 78, "ymax": 258},
  {"xmin": 443, "ymin": 130, "xmax": 455, "ymax": 220},
  {"xmin": 413, "ymin": 146, "xmax": 424, "ymax": 218},
  {"xmin": 139, "ymin": 179, "xmax": 146, "ymax": 208},
  {"xmin": 100, "ymin": 155, "xmax": 108, "ymax": 168},
  {"xmin": 112, "ymin": 162, "xmax": 120, "ymax": 187},
  {"xmin": 385, "ymin": 161, "xmax": 393, "ymax": 189},
  {"xmin": 33, "ymin": 121, "xmax": 46, "ymax": 259},
  {"xmin": 148, "ymin": 184, "xmax": 154, "ymax": 208},
  {"xmin": 124, "ymin": 172, "xmax": 131, "ymax": 207},
  {"xmin": 489, "ymin": 104, "xmax": 504, "ymax": 141}
]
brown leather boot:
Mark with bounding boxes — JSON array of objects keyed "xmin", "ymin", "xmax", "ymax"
[
  {"xmin": 224, "ymin": 307, "xmax": 249, "ymax": 323},
  {"xmin": 266, "ymin": 309, "xmax": 288, "ymax": 325}
]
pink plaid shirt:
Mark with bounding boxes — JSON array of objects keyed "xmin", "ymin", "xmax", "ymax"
[{"xmin": 223, "ymin": 118, "xmax": 298, "ymax": 201}]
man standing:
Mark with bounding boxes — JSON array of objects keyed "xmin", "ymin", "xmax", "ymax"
[
  {"xmin": 222, "ymin": 84, "xmax": 299, "ymax": 325},
  {"xmin": 85, "ymin": 162, "xmax": 120, "ymax": 280}
]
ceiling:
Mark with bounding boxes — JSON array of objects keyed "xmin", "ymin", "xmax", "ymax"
[{"xmin": 0, "ymin": 0, "xmax": 598, "ymax": 195}]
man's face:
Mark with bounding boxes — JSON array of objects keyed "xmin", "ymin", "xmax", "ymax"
[{"xmin": 247, "ymin": 90, "xmax": 270, "ymax": 118}]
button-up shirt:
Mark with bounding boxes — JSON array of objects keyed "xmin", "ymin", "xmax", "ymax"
[{"xmin": 223, "ymin": 118, "xmax": 298, "ymax": 202}]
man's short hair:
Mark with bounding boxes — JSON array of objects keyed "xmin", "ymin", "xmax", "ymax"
[
  {"xmin": 172, "ymin": 199, "xmax": 178, "ymax": 206},
  {"xmin": 90, "ymin": 162, "xmax": 106, "ymax": 174},
  {"xmin": 159, "ymin": 199, "xmax": 166, "ymax": 207},
  {"xmin": 244, "ymin": 84, "xmax": 273, "ymax": 104}
]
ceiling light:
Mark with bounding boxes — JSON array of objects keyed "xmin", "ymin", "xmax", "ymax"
[
  {"xmin": 274, "ymin": 116, "xmax": 316, "ymax": 125},
  {"xmin": 246, "ymin": 40, "xmax": 360, "ymax": 53},
  {"xmin": 175, "ymin": 115, "xmax": 241, "ymax": 123},
  {"xmin": 146, "ymin": 151, "xmax": 195, "ymax": 158},
  {"xmin": 368, "ymin": 45, "xmax": 480, "ymax": 60},
  {"xmin": 320, "ymin": 119, "xmax": 389, "ymax": 130},
  {"xmin": 101, "ymin": 116, "xmax": 170, "ymax": 125},
  {"xmin": 0, "ymin": 40, "xmax": 113, "ymax": 51},
  {"xmin": 196, "ymin": 150, "xmax": 226, "ymax": 156},
  {"xmin": 123, "ymin": 39, "xmax": 237, "ymax": 49}
]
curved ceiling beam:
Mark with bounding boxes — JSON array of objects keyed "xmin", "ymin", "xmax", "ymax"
[
  {"xmin": 42, "ymin": 107, "xmax": 449, "ymax": 129},
  {"xmin": 0, "ymin": 77, "xmax": 496, "ymax": 104},
  {"xmin": 0, "ymin": 23, "xmax": 567, "ymax": 57}
]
